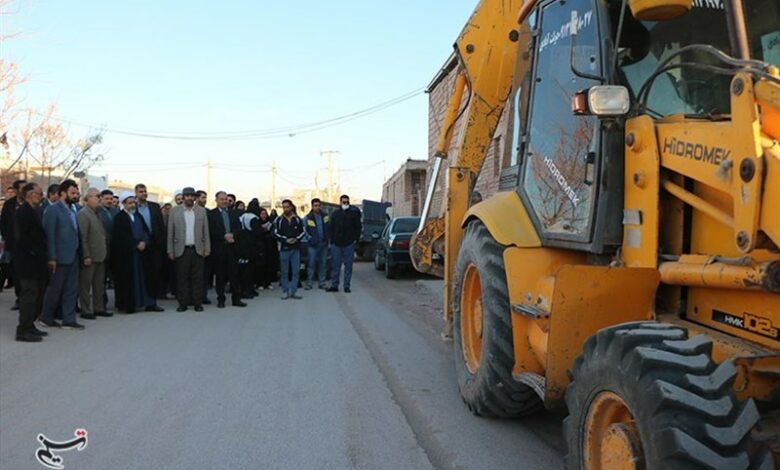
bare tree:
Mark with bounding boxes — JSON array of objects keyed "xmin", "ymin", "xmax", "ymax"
[
  {"xmin": 61, "ymin": 130, "xmax": 105, "ymax": 179},
  {"xmin": 527, "ymin": 116, "xmax": 593, "ymax": 233},
  {"xmin": 0, "ymin": 0, "xmax": 107, "ymax": 187}
]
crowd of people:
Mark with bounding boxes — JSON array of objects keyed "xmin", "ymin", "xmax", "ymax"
[{"xmin": 0, "ymin": 178, "xmax": 364, "ymax": 342}]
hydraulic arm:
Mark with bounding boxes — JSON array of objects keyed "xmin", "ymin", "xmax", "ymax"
[{"xmin": 411, "ymin": 0, "xmax": 532, "ymax": 329}]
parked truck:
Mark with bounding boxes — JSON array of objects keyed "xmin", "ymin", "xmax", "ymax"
[{"xmin": 355, "ymin": 199, "xmax": 391, "ymax": 261}]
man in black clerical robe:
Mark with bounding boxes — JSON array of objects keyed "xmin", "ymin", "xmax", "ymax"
[{"xmin": 111, "ymin": 192, "xmax": 164, "ymax": 313}]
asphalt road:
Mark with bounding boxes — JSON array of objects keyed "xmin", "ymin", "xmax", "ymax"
[{"xmin": 0, "ymin": 263, "xmax": 564, "ymax": 469}]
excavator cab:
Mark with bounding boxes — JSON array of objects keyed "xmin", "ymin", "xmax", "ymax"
[{"xmin": 510, "ymin": 0, "xmax": 779, "ymax": 255}]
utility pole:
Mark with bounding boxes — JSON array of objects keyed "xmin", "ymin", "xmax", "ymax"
[
  {"xmin": 206, "ymin": 157, "xmax": 213, "ymax": 208},
  {"xmin": 271, "ymin": 159, "xmax": 277, "ymax": 209},
  {"xmin": 320, "ymin": 150, "xmax": 339, "ymax": 202}
]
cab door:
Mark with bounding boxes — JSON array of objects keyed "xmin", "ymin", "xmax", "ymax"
[{"xmin": 519, "ymin": 0, "xmax": 607, "ymax": 249}]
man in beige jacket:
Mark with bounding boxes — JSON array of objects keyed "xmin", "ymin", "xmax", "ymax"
[
  {"xmin": 78, "ymin": 188, "xmax": 109, "ymax": 319},
  {"xmin": 167, "ymin": 187, "xmax": 210, "ymax": 312}
]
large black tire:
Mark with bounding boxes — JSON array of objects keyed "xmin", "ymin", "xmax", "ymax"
[
  {"xmin": 374, "ymin": 249, "xmax": 385, "ymax": 271},
  {"xmin": 451, "ymin": 221, "xmax": 543, "ymax": 418},
  {"xmin": 564, "ymin": 322, "xmax": 772, "ymax": 470}
]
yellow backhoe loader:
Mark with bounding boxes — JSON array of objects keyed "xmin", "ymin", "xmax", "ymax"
[{"xmin": 411, "ymin": 0, "xmax": 780, "ymax": 467}]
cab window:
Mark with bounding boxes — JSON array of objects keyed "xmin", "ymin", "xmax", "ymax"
[{"xmin": 521, "ymin": 0, "xmax": 601, "ymax": 237}]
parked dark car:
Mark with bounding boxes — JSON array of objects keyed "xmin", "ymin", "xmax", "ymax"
[{"xmin": 373, "ymin": 216, "xmax": 420, "ymax": 278}]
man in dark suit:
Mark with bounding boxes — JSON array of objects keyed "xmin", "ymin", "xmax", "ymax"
[
  {"xmin": 1, "ymin": 179, "xmax": 27, "ymax": 309},
  {"xmin": 208, "ymin": 191, "xmax": 246, "ymax": 308},
  {"xmin": 134, "ymin": 184, "xmax": 166, "ymax": 299},
  {"xmin": 38, "ymin": 179, "xmax": 84, "ymax": 330},
  {"xmin": 39, "ymin": 183, "xmax": 60, "ymax": 214},
  {"xmin": 98, "ymin": 189, "xmax": 118, "ymax": 234},
  {"xmin": 14, "ymin": 183, "xmax": 49, "ymax": 342},
  {"xmin": 98, "ymin": 189, "xmax": 117, "ymax": 309}
]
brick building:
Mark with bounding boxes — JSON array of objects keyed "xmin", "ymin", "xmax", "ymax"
[
  {"xmin": 381, "ymin": 158, "xmax": 427, "ymax": 217},
  {"xmin": 425, "ymin": 54, "xmax": 515, "ymax": 217}
]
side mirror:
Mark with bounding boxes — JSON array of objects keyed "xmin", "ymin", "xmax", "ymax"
[
  {"xmin": 572, "ymin": 86, "xmax": 630, "ymax": 117},
  {"xmin": 371, "ymin": 232, "xmax": 380, "ymax": 240},
  {"xmin": 629, "ymin": 0, "xmax": 691, "ymax": 20}
]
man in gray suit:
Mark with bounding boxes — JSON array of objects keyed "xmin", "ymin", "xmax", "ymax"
[
  {"xmin": 78, "ymin": 188, "xmax": 109, "ymax": 320},
  {"xmin": 38, "ymin": 179, "xmax": 84, "ymax": 330},
  {"xmin": 167, "ymin": 187, "xmax": 210, "ymax": 312}
]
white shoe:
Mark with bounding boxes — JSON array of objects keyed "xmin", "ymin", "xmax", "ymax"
[{"xmin": 258, "ymin": 286, "xmax": 265, "ymax": 291}]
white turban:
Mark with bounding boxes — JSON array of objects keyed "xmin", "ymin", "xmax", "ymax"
[
  {"xmin": 174, "ymin": 188, "xmax": 183, "ymax": 197},
  {"xmin": 119, "ymin": 191, "xmax": 134, "ymax": 204}
]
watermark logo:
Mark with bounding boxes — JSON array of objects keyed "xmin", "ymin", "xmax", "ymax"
[{"xmin": 35, "ymin": 429, "xmax": 88, "ymax": 469}]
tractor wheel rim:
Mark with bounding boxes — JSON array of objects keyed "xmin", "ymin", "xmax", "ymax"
[
  {"xmin": 584, "ymin": 391, "xmax": 643, "ymax": 470},
  {"xmin": 461, "ymin": 263, "xmax": 483, "ymax": 374}
]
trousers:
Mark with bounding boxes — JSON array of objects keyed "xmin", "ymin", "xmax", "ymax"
[
  {"xmin": 19, "ymin": 278, "xmax": 46, "ymax": 335},
  {"xmin": 40, "ymin": 263, "xmax": 79, "ymax": 323},
  {"xmin": 306, "ymin": 243, "xmax": 328, "ymax": 287},
  {"xmin": 176, "ymin": 247, "xmax": 204, "ymax": 308},
  {"xmin": 279, "ymin": 249, "xmax": 300, "ymax": 295},
  {"xmin": 79, "ymin": 261, "xmax": 106, "ymax": 314},
  {"xmin": 331, "ymin": 244, "xmax": 355, "ymax": 289},
  {"xmin": 213, "ymin": 247, "xmax": 240, "ymax": 303}
]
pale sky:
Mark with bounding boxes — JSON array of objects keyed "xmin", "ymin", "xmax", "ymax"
[{"xmin": 2, "ymin": 0, "xmax": 475, "ymax": 203}]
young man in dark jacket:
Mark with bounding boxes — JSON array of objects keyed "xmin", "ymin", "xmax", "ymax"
[
  {"xmin": 302, "ymin": 198, "xmax": 330, "ymax": 290},
  {"xmin": 274, "ymin": 199, "xmax": 305, "ymax": 299},
  {"xmin": 327, "ymin": 194, "xmax": 362, "ymax": 293},
  {"xmin": 14, "ymin": 183, "xmax": 49, "ymax": 342}
]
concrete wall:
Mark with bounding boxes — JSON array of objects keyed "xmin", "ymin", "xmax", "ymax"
[{"xmin": 382, "ymin": 159, "xmax": 427, "ymax": 217}]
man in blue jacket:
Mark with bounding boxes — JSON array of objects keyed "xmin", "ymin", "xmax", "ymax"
[
  {"xmin": 302, "ymin": 198, "xmax": 330, "ymax": 290},
  {"xmin": 38, "ymin": 179, "xmax": 84, "ymax": 330}
]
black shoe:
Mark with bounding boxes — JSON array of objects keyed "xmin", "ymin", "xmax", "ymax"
[
  {"xmin": 37, "ymin": 319, "xmax": 61, "ymax": 328},
  {"xmin": 344, "ymin": 288, "xmax": 351, "ymax": 293},
  {"xmin": 61, "ymin": 322, "xmax": 85, "ymax": 330},
  {"xmin": 146, "ymin": 305, "xmax": 164, "ymax": 312},
  {"xmin": 194, "ymin": 306, "xmax": 204, "ymax": 312},
  {"xmin": 203, "ymin": 299, "xmax": 212, "ymax": 305},
  {"xmin": 95, "ymin": 311, "xmax": 113, "ymax": 317},
  {"xmin": 81, "ymin": 313, "xmax": 97, "ymax": 320},
  {"xmin": 217, "ymin": 300, "xmax": 226, "ymax": 308},
  {"xmin": 176, "ymin": 305, "xmax": 188, "ymax": 312},
  {"xmin": 11, "ymin": 303, "xmax": 19, "ymax": 311},
  {"xmin": 16, "ymin": 332, "xmax": 42, "ymax": 342},
  {"xmin": 31, "ymin": 327, "xmax": 48, "ymax": 337},
  {"xmin": 290, "ymin": 294, "xmax": 302, "ymax": 300},
  {"xmin": 232, "ymin": 300, "xmax": 247, "ymax": 307},
  {"xmin": 326, "ymin": 287, "xmax": 339, "ymax": 292}
]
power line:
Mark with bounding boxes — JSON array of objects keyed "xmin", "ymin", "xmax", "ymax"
[
  {"xmin": 43, "ymin": 87, "xmax": 425, "ymax": 141},
  {"xmin": 97, "ymin": 164, "xmax": 204, "ymax": 173}
]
